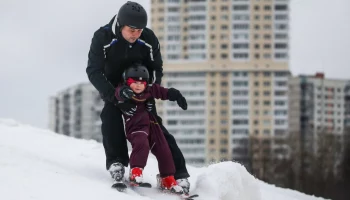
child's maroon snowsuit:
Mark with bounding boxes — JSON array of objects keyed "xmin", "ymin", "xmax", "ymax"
[{"xmin": 115, "ymin": 84, "xmax": 175, "ymax": 177}]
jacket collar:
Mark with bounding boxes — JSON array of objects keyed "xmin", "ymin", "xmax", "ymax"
[{"xmin": 107, "ymin": 15, "xmax": 122, "ymax": 38}]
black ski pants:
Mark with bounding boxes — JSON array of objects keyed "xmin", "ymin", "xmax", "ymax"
[{"xmin": 100, "ymin": 102, "xmax": 190, "ymax": 179}]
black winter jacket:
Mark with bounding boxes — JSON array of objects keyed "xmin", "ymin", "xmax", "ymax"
[{"xmin": 86, "ymin": 15, "xmax": 163, "ymax": 102}]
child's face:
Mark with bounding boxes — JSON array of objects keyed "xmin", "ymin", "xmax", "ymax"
[{"xmin": 129, "ymin": 81, "xmax": 146, "ymax": 94}]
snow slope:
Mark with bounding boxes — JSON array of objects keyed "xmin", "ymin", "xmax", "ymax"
[{"xmin": 0, "ymin": 119, "xmax": 325, "ymax": 200}]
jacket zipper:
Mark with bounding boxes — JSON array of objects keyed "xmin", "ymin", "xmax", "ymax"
[{"xmin": 125, "ymin": 43, "xmax": 132, "ymax": 59}]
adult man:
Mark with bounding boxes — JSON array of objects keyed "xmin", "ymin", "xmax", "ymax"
[{"xmin": 86, "ymin": 1, "xmax": 190, "ymax": 193}]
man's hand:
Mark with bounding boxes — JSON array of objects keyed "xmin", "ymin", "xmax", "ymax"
[
  {"xmin": 119, "ymin": 86, "xmax": 134, "ymax": 100},
  {"xmin": 146, "ymin": 98, "xmax": 156, "ymax": 113},
  {"xmin": 117, "ymin": 101, "xmax": 137, "ymax": 116},
  {"xmin": 168, "ymin": 88, "xmax": 187, "ymax": 110}
]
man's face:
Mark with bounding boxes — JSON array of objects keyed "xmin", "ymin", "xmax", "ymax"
[{"xmin": 121, "ymin": 26, "xmax": 143, "ymax": 43}]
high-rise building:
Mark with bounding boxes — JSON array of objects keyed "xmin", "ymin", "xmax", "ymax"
[
  {"xmin": 289, "ymin": 73, "xmax": 350, "ymax": 151},
  {"xmin": 151, "ymin": 0, "xmax": 290, "ymax": 168},
  {"xmin": 48, "ymin": 83, "xmax": 103, "ymax": 142},
  {"xmin": 288, "ymin": 73, "xmax": 350, "ymax": 187}
]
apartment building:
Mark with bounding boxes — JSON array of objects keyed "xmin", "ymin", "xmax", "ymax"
[
  {"xmin": 48, "ymin": 83, "xmax": 103, "ymax": 142},
  {"xmin": 151, "ymin": 0, "xmax": 290, "ymax": 168},
  {"xmin": 289, "ymin": 73, "xmax": 350, "ymax": 150}
]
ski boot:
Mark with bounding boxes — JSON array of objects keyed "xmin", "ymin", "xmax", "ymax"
[
  {"xmin": 159, "ymin": 175, "xmax": 184, "ymax": 195},
  {"xmin": 176, "ymin": 178, "xmax": 191, "ymax": 195},
  {"xmin": 129, "ymin": 167, "xmax": 151, "ymax": 188},
  {"xmin": 157, "ymin": 174, "xmax": 190, "ymax": 194},
  {"xmin": 109, "ymin": 162, "xmax": 127, "ymax": 191}
]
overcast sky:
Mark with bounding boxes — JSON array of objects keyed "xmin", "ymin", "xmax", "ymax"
[{"xmin": 0, "ymin": 0, "xmax": 349, "ymax": 128}]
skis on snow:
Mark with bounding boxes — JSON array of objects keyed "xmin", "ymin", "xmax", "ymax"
[{"xmin": 111, "ymin": 181, "xmax": 199, "ymax": 200}]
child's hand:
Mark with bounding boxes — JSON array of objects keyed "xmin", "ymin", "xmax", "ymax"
[
  {"xmin": 168, "ymin": 88, "xmax": 187, "ymax": 110},
  {"xmin": 176, "ymin": 95, "xmax": 187, "ymax": 110},
  {"xmin": 119, "ymin": 86, "xmax": 134, "ymax": 100}
]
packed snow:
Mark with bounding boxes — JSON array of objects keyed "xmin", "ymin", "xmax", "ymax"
[{"xmin": 0, "ymin": 119, "xmax": 326, "ymax": 200}]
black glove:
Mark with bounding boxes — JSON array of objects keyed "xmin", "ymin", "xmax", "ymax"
[
  {"xmin": 168, "ymin": 88, "xmax": 187, "ymax": 110},
  {"xmin": 146, "ymin": 98, "xmax": 156, "ymax": 113},
  {"xmin": 119, "ymin": 86, "xmax": 134, "ymax": 100},
  {"xmin": 117, "ymin": 101, "xmax": 137, "ymax": 116}
]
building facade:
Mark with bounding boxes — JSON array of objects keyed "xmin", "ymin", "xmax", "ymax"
[
  {"xmin": 289, "ymin": 73, "xmax": 350, "ymax": 150},
  {"xmin": 151, "ymin": 0, "xmax": 290, "ymax": 168},
  {"xmin": 48, "ymin": 83, "xmax": 103, "ymax": 142}
]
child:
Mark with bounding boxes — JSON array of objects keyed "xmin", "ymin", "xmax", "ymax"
[{"xmin": 115, "ymin": 63, "xmax": 188, "ymax": 194}]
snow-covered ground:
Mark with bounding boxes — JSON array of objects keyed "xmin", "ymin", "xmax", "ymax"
[{"xmin": 0, "ymin": 119, "xmax": 325, "ymax": 200}]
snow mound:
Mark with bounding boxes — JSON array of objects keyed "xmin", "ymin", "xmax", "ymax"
[{"xmin": 0, "ymin": 119, "xmax": 325, "ymax": 200}]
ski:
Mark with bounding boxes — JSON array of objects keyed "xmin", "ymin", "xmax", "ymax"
[
  {"xmin": 182, "ymin": 194, "xmax": 199, "ymax": 200},
  {"xmin": 158, "ymin": 189, "xmax": 199, "ymax": 200},
  {"xmin": 111, "ymin": 182, "xmax": 127, "ymax": 192},
  {"xmin": 129, "ymin": 182, "xmax": 152, "ymax": 188}
]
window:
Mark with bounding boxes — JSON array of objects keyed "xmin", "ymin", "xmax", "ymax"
[
  {"xmin": 275, "ymin": 110, "xmax": 287, "ymax": 116},
  {"xmin": 167, "ymin": 54, "xmax": 180, "ymax": 60},
  {"xmin": 167, "ymin": 16, "xmax": 180, "ymax": 22},
  {"xmin": 264, "ymin": 15, "xmax": 272, "ymax": 20},
  {"xmin": 264, "ymin": 72, "xmax": 271, "ymax": 77},
  {"xmin": 264, "ymin": 5, "xmax": 271, "ymax": 10},
  {"xmin": 232, "ymin": 109, "xmax": 249, "ymax": 115},
  {"xmin": 275, "ymin": 53, "xmax": 288, "ymax": 59},
  {"xmin": 275, "ymin": 24, "xmax": 288, "ymax": 30},
  {"xmin": 233, "ymin": 24, "xmax": 249, "ymax": 30},
  {"xmin": 168, "ymin": 120, "xmax": 177, "ymax": 125},
  {"xmin": 264, "ymin": 34, "xmax": 271, "ymax": 39},
  {"xmin": 275, "ymin": 43, "xmax": 288, "ymax": 49},
  {"xmin": 233, "ymin": 14, "xmax": 249, "ymax": 20},
  {"xmin": 264, "ymin": 44, "xmax": 271, "ymax": 49},
  {"xmin": 275, "ymin": 15, "xmax": 288, "ymax": 20},
  {"xmin": 220, "ymin": 139, "xmax": 228, "ymax": 145},
  {"xmin": 233, "ymin": 90, "xmax": 248, "ymax": 96},
  {"xmin": 221, "ymin": 6, "xmax": 228, "ymax": 11},
  {"xmin": 264, "ymin": 24, "xmax": 271, "ymax": 30},
  {"xmin": 275, "ymin": 34, "xmax": 288, "ymax": 39},
  {"xmin": 233, "ymin": 43, "xmax": 249, "ymax": 49},
  {"xmin": 168, "ymin": 7, "xmax": 179, "ymax": 12},
  {"xmin": 233, "ymin": 33, "xmax": 249, "ymax": 40},
  {"xmin": 275, "ymin": 91, "xmax": 286, "ymax": 96},
  {"xmin": 233, "ymin": 119, "xmax": 249, "ymax": 125},
  {"xmin": 275, "ymin": 100, "xmax": 286, "ymax": 106},
  {"xmin": 263, "ymin": 101, "xmax": 271, "ymax": 106},
  {"xmin": 232, "ymin": 129, "xmax": 248, "ymax": 135},
  {"xmin": 275, "ymin": 5, "xmax": 288, "ymax": 11},
  {"xmin": 233, "ymin": 100, "xmax": 248, "ymax": 105},
  {"xmin": 233, "ymin": 53, "xmax": 249, "ymax": 59},
  {"xmin": 263, "ymin": 81, "xmax": 271, "ymax": 86},
  {"xmin": 221, "ymin": 25, "xmax": 228, "ymax": 30},
  {"xmin": 221, "ymin": 81, "xmax": 228, "ymax": 86},
  {"xmin": 221, "ymin": 34, "xmax": 228, "ymax": 40},
  {"xmin": 233, "ymin": 5, "xmax": 249, "ymax": 11},
  {"xmin": 233, "ymin": 81, "xmax": 248, "ymax": 87}
]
